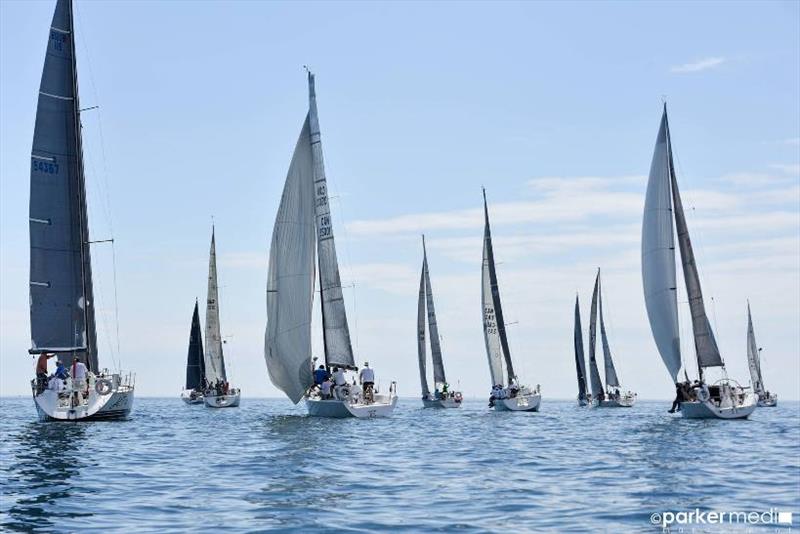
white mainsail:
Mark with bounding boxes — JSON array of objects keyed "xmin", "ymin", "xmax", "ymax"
[
  {"xmin": 265, "ymin": 117, "xmax": 317, "ymax": 403},
  {"xmin": 423, "ymin": 239, "xmax": 446, "ymax": 386},
  {"xmin": 597, "ymin": 272, "xmax": 620, "ymax": 388},
  {"xmin": 205, "ymin": 228, "xmax": 227, "ymax": 384},
  {"xmin": 641, "ymin": 107, "xmax": 682, "ymax": 380},
  {"xmin": 746, "ymin": 302, "xmax": 764, "ymax": 396}
]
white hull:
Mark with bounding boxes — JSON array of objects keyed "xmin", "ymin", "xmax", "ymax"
[
  {"xmin": 596, "ymin": 396, "xmax": 636, "ymax": 408},
  {"xmin": 204, "ymin": 390, "xmax": 241, "ymax": 408},
  {"xmin": 493, "ymin": 393, "xmax": 541, "ymax": 412},
  {"xmin": 422, "ymin": 396, "xmax": 462, "ymax": 409},
  {"xmin": 305, "ymin": 393, "xmax": 398, "ymax": 418},
  {"xmin": 758, "ymin": 394, "xmax": 778, "ymax": 407},
  {"xmin": 680, "ymin": 396, "xmax": 757, "ymax": 419},
  {"xmin": 33, "ymin": 376, "xmax": 134, "ymax": 421},
  {"xmin": 181, "ymin": 390, "xmax": 204, "ymax": 405}
]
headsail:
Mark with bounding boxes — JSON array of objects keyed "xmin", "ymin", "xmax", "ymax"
[
  {"xmin": 597, "ymin": 270, "xmax": 620, "ymax": 388},
  {"xmin": 642, "ymin": 106, "xmax": 682, "ymax": 380},
  {"xmin": 423, "ymin": 237, "xmax": 446, "ymax": 386},
  {"xmin": 417, "ymin": 251, "xmax": 430, "ymax": 398},
  {"xmin": 481, "ymin": 189, "xmax": 515, "ymax": 386},
  {"xmin": 265, "ymin": 117, "xmax": 316, "ymax": 403},
  {"xmin": 185, "ymin": 300, "xmax": 205, "ymax": 390},
  {"xmin": 746, "ymin": 302, "xmax": 764, "ymax": 395},
  {"xmin": 29, "ymin": 0, "xmax": 99, "ymax": 371},
  {"xmin": 308, "ymin": 73, "xmax": 355, "ymax": 369},
  {"xmin": 205, "ymin": 228, "xmax": 227, "ymax": 383},
  {"xmin": 588, "ymin": 273, "xmax": 604, "ymax": 397},
  {"xmin": 573, "ymin": 294, "xmax": 588, "ymax": 401},
  {"xmin": 666, "ymin": 111, "xmax": 723, "ymax": 371}
]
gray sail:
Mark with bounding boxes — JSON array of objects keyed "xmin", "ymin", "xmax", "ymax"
[
  {"xmin": 308, "ymin": 73, "xmax": 355, "ymax": 369},
  {"xmin": 417, "ymin": 253, "xmax": 430, "ymax": 398},
  {"xmin": 482, "ymin": 190, "xmax": 515, "ymax": 386},
  {"xmin": 588, "ymin": 273, "xmax": 604, "ymax": 397},
  {"xmin": 573, "ymin": 295, "xmax": 588, "ymax": 401},
  {"xmin": 597, "ymin": 271, "xmax": 620, "ymax": 388},
  {"xmin": 185, "ymin": 300, "xmax": 205, "ymax": 390},
  {"xmin": 642, "ymin": 107, "xmax": 682, "ymax": 380},
  {"xmin": 423, "ymin": 237, "xmax": 446, "ymax": 385},
  {"xmin": 746, "ymin": 302, "xmax": 764, "ymax": 395},
  {"xmin": 29, "ymin": 0, "xmax": 98, "ymax": 372},
  {"xmin": 666, "ymin": 112, "xmax": 723, "ymax": 370},
  {"xmin": 265, "ymin": 116, "xmax": 316, "ymax": 403},
  {"xmin": 205, "ymin": 228, "xmax": 227, "ymax": 383}
]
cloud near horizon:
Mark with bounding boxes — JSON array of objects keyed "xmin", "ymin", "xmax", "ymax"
[{"xmin": 670, "ymin": 56, "xmax": 727, "ymax": 73}]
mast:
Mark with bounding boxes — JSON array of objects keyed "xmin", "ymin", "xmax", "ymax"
[
  {"xmin": 588, "ymin": 272, "xmax": 604, "ymax": 397},
  {"xmin": 573, "ymin": 294, "xmax": 588, "ymax": 401},
  {"xmin": 417, "ymin": 240, "xmax": 430, "ymax": 398},
  {"xmin": 664, "ymin": 108, "xmax": 723, "ymax": 379},
  {"xmin": 597, "ymin": 270, "xmax": 620, "ymax": 388},
  {"xmin": 423, "ymin": 236, "xmax": 446, "ymax": 386}
]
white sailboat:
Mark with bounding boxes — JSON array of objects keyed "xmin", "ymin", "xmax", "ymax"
[
  {"xmin": 482, "ymin": 189, "xmax": 541, "ymax": 412},
  {"xmin": 203, "ymin": 228, "xmax": 240, "ymax": 408},
  {"xmin": 642, "ymin": 105, "xmax": 756, "ymax": 419},
  {"xmin": 418, "ymin": 236, "xmax": 462, "ymax": 408},
  {"xmin": 586, "ymin": 269, "xmax": 636, "ymax": 408},
  {"xmin": 265, "ymin": 72, "xmax": 397, "ymax": 418},
  {"xmin": 747, "ymin": 302, "xmax": 777, "ymax": 407},
  {"xmin": 180, "ymin": 300, "xmax": 206, "ymax": 405},
  {"xmin": 28, "ymin": 0, "xmax": 134, "ymax": 421}
]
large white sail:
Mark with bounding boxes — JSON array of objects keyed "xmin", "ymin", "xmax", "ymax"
[
  {"xmin": 641, "ymin": 107, "xmax": 682, "ymax": 380},
  {"xmin": 265, "ymin": 117, "xmax": 317, "ymax": 403},
  {"xmin": 423, "ymin": 239, "xmax": 446, "ymax": 385},
  {"xmin": 597, "ymin": 272, "xmax": 620, "ymax": 388},
  {"xmin": 205, "ymin": 228, "xmax": 227, "ymax": 384},
  {"xmin": 308, "ymin": 73, "xmax": 355, "ymax": 369},
  {"xmin": 746, "ymin": 302, "xmax": 764, "ymax": 395}
]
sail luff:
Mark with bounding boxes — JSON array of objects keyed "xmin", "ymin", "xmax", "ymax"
[
  {"xmin": 573, "ymin": 294, "xmax": 588, "ymax": 401},
  {"xmin": 265, "ymin": 115, "xmax": 316, "ymax": 403},
  {"xmin": 307, "ymin": 73, "xmax": 355, "ymax": 368},
  {"xmin": 746, "ymin": 302, "xmax": 764, "ymax": 395},
  {"xmin": 204, "ymin": 228, "xmax": 227, "ymax": 383},
  {"xmin": 665, "ymin": 112, "xmax": 724, "ymax": 370},
  {"xmin": 417, "ymin": 250, "xmax": 430, "ymax": 398},
  {"xmin": 423, "ymin": 238, "xmax": 446, "ymax": 385},
  {"xmin": 185, "ymin": 300, "xmax": 205, "ymax": 390},
  {"xmin": 641, "ymin": 107, "xmax": 682, "ymax": 381},
  {"xmin": 597, "ymin": 271, "xmax": 620, "ymax": 388},
  {"xmin": 588, "ymin": 272, "xmax": 604, "ymax": 397},
  {"xmin": 29, "ymin": 0, "xmax": 98, "ymax": 372}
]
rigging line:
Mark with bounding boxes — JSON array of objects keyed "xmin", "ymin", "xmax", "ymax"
[{"xmin": 111, "ymin": 240, "xmax": 121, "ymax": 369}]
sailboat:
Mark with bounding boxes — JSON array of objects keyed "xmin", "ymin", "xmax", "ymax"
[
  {"xmin": 28, "ymin": 0, "xmax": 134, "ymax": 421},
  {"xmin": 418, "ymin": 236, "xmax": 462, "ymax": 408},
  {"xmin": 181, "ymin": 300, "xmax": 206, "ymax": 404},
  {"xmin": 202, "ymin": 228, "xmax": 240, "ymax": 408},
  {"xmin": 586, "ymin": 269, "xmax": 636, "ymax": 408},
  {"xmin": 747, "ymin": 302, "xmax": 777, "ymax": 407},
  {"xmin": 573, "ymin": 295, "xmax": 589, "ymax": 406},
  {"xmin": 642, "ymin": 105, "xmax": 756, "ymax": 419},
  {"xmin": 482, "ymin": 189, "xmax": 541, "ymax": 412},
  {"xmin": 265, "ymin": 72, "xmax": 397, "ymax": 418}
]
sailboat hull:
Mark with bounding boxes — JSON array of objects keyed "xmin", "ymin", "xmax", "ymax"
[
  {"xmin": 757, "ymin": 395, "xmax": 778, "ymax": 407},
  {"xmin": 181, "ymin": 390, "xmax": 204, "ymax": 405},
  {"xmin": 493, "ymin": 393, "xmax": 541, "ymax": 412},
  {"xmin": 305, "ymin": 393, "xmax": 398, "ymax": 418},
  {"xmin": 680, "ymin": 397, "xmax": 757, "ymax": 419},
  {"xmin": 422, "ymin": 396, "xmax": 462, "ymax": 409},
  {"xmin": 33, "ymin": 380, "xmax": 134, "ymax": 422},
  {"xmin": 204, "ymin": 390, "xmax": 241, "ymax": 408},
  {"xmin": 596, "ymin": 395, "xmax": 636, "ymax": 408}
]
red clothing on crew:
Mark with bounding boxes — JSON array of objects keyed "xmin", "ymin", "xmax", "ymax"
[{"xmin": 36, "ymin": 353, "xmax": 50, "ymax": 374}]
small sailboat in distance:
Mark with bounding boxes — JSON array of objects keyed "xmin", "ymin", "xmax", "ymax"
[
  {"xmin": 29, "ymin": 0, "xmax": 134, "ymax": 421},
  {"xmin": 202, "ymin": 228, "xmax": 240, "ymax": 408},
  {"xmin": 482, "ymin": 189, "xmax": 541, "ymax": 412},
  {"xmin": 181, "ymin": 300, "xmax": 206, "ymax": 404},
  {"xmin": 587, "ymin": 269, "xmax": 636, "ymax": 407},
  {"xmin": 573, "ymin": 295, "xmax": 589, "ymax": 406},
  {"xmin": 642, "ymin": 105, "xmax": 756, "ymax": 419},
  {"xmin": 747, "ymin": 302, "xmax": 777, "ymax": 407},
  {"xmin": 265, "ymin": 72, "xmax": 397, "ymax": 418},
  {"xmin": 418, "ymin": 236, "xmax": 462, "ymax": 408}
]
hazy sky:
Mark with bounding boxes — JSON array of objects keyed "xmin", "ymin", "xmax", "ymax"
[{"xmin": 1, "ymin": 1, "xmax": 798, "ymax": 400}]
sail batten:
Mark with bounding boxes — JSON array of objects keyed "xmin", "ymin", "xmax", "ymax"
[
  {"xmin": 185, "ymin": 300, "xmax": 205, "ymax": 390},
  {"xmin": 204, "ymin": 228, "xmax": 227, "ymax": 384},
  {"xmin": 746, "ymin": 302, "xmax": 764, "ymax": 395},
  {"xmin": 29, "ymin": 0, "xmax": 98, "ymax": 372},
  {"xmin": 588, "ymin": 273, "xmax": 604, "ymax": 397},
  {"xmin": 573, "ymin": 295, "xmax": 588, "ymax": 401}
]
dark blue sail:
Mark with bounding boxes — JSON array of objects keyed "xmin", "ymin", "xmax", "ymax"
[
  {"xmin": 574, "ymin": 295, "xmax": 588, "ymax": 401},
  {"xmin": 29, "ymin": 0, "xmax": 98, "ymax": 372},
  {"xmin": 185, "ymin": 300, "xmax": 206, "ymax": 390}
]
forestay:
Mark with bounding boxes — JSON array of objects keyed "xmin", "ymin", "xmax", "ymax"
[
  {"xmin": 746, "ymin": 302, "xmax": 764, "ymax": 395},
  {"xmin": 265, "ymin": 117, "xmax": 316, "ymax": 403},
  {"xmin": 185, "ymin": 300, "xmax": 206, "ymax": 391},
  {"xmin": 205, "ymin": 229, "xmax": 227, "ymax": 384},
  {"xmin": 641, "ymin": 107, "xmax": 682, "ymax": 380},
  {"xmin": 29, "ymin": 0, "xmax": 99, "ymax": 371}
]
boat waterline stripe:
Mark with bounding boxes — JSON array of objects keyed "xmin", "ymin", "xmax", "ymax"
[
  {"xmin": 40, "ymin": 91, "xmax": 73, "ymax": 101},
  {"xmin": 51, "ymin": 26, "xmax": 70, "ymax": 34},
  {"xmin": 29, "ymin": 217, "xmax": 51, "ymax": 225},
  {"xmin": 31, "ymin": 154, "xmax": 56, "ymax": 162},
  {"xmin": 30, "ymin": 281, "xmax": 51, "ymax": 287}
]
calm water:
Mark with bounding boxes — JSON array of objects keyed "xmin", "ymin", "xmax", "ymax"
[{"xmin": 1, "ymin": 397, "xmax": 798, "ymax": 532}]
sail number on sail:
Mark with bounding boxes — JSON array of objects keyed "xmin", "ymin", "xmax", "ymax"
[
  {"xmin": 484, "ymin": 306, "xmax": 498, "ymax": 335},
  {"xmin": 32, "ymin": 159, "xmax": 59, "ymax": 174}
]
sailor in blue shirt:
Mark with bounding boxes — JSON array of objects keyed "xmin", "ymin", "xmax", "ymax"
[
  {"xmin": 54, "ymin": 360, "xmax": 69, "ymax": 380},
  {"xmin": 313, "ymin": 365, "xmax": 329, "ymax": 386}
]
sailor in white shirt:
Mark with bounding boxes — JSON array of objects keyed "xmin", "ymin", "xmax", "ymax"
[
  {"xmin": 71, "ymin": 356, "xmax": 88, "ymax": 403},
  {"xmin": 333, "ymin": 367, "xmax": 346, "ymax": 386},
  {"xmin": 359, "ymin": 362, "xmax": 375, "ymax": 402}
]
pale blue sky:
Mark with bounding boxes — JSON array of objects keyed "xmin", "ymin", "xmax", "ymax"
[{"xmin": 1, "ymin": 1, "xmax": 798, "ymax": 400}]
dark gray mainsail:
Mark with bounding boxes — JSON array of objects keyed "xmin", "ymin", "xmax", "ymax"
[
  {"xmin": 573, "ymin": 294, "xmax": 588, "ymax": 402},
  {"xmin": 308, "ymin": 73, "xmax": 355, "ymax": 369},
  {"xmin": 417, "ymin": 255, "xmax": 430, "ymax": 398},
  {"xmin": 746, "ymin": 302, "xmax": 764, "ymax": 396},
  {"xmin": 481, "ymin": 189, "xmax": 515, "ymax": 385},
  {"xmin": 29, "ymin": 0, "xmax": 98, "ymax": 372},
  {"xmin": 597, "ymin": 271, "xmax": 620, "ymax": 388},
  {"xmin": 588, "ymin": 273, "xmax": 604, "ymax": 397},
  {"xmin": 423, "ymin": 237, "xmax": 446, "ymax": 386},
  {"xmin": 185, "ymin": 300, "xmax": 206, "ymax": 391}
]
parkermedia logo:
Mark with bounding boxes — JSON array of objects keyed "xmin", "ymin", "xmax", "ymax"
[{"xmin": 651, "ymin": 508, "xmax": 793, "ymax": 528}]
